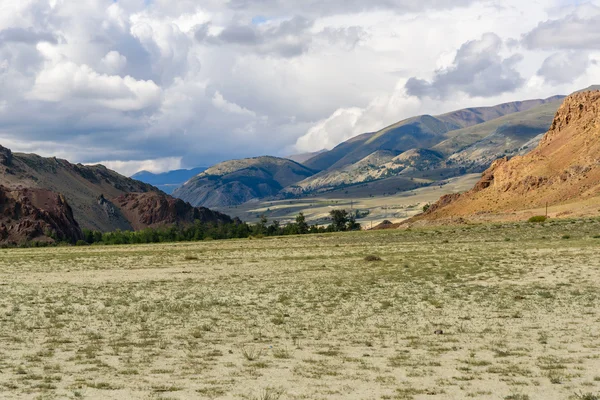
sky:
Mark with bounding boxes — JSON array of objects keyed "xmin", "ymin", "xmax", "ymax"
[{"xmin": 0, "ymin": 0, "xmax": 599, "ymax": 176}]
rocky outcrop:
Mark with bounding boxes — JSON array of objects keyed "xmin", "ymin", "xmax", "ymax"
[
  {"xmin": 0, "ymin": 146, "xmax": 12, "ymax": 167},
  {"xmin": 0, "ymin": 185, "xmax": 83, "ymax": 245},
  {"xmin": 416, "ymin": 90, "xmax": 600, "ymax": 221},
  {"xmin": 113, "ymin": 192, "xmax": 233, "ymax": 231}
]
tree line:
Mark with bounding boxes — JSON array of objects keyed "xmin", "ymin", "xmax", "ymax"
[{"xmin": 81, "ymin": 210, "xmax": 361, "ymax": 246}]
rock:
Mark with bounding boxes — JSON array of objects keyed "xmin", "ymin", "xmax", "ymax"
[
  {"xmin": 0, "ymin": 146, "xmax": 12, "ymax": 167},
  {"xmin": 0, "ymin": 185, "xmax": 83, "ymax": 245},
  {"xmin": 112, "ymin": 192, "xmax": 233, "ymax": 231}
]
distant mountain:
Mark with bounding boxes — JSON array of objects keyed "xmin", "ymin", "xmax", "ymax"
[
  {"xmin": 287, "ymin": 150, "xmax": 327, "ymax": 164},
  {"xmin": 173, "ymin": 156, "xmax": 317, "ymax": 208},
  {"xmin": 132, "ymin": 167, "xmax": 207, "ymax": 194},
  {"xmin": 0, "ymin": 145, "xmax": 232, "ymax": 233},
  {"xmin": 287, "ymin": 96, "xmax": 565, "ymax": 194},
  {"xmin": 416, "ymin": 90, "xmax": 600, "ymax": 222},
  {"xmin": 303, "ymin": 97, "xmax": 564, "ymax": 173}
]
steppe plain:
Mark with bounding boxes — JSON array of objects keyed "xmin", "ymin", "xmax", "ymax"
[{"xmin": 1, "ymin": 218, "xmax": 600, "ymax": 400}]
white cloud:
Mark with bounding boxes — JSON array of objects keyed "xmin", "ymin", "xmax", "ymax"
[
  {"xmin": 92, "ymin": 157, "xmax": 183, "ymax": 176},
  {"xmin": 29, "ymin": 61, "xmax": 161, "ymax": 111},
  {"xmin": 212, "ymin": 91, "xmax": 256, "ymax": 117},
  {"xmin": 101, "ymin": 50, "xmax": 127, "ymax": 73}
]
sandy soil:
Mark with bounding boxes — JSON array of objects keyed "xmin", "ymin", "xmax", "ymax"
[{"xmin": 0, "ymin": 218, "xmax": 599, "ymax": 399}]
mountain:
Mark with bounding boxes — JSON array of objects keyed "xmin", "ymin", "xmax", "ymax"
[
  {"xmin": 417, "ymin": 90, "xmax": 600, "ymax": 222},
  {"xmin": 173, "ymin": 156, "xmax": 317, "ymax": 208},
  {"xmin": 0, "ymin": 185, "xmax": 83, "ymax": 245},
  {"xmin": 290, "ymin": 96, "xmax": 566, "ymax": 195},
  {"xmin": 303, "ymin": 97, "xmax": 564, "ymax": 173},
  {"xmin": 287, "ymin": 150, "xmax": 327, "ymax": 164},
  {"xmin": 132, "ymin": 167, "xmax": 207, "ymax": 194},
  {"xmin": 0, "ymin": 145, "xmax": 232, "ymax": 232}
]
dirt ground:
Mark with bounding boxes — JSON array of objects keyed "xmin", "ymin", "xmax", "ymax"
[{"xmin": 1, "ymin": 218, "xmax": 600, "ymax": 399}]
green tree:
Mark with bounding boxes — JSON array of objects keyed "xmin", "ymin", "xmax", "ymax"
[
  {"xmin": 296, "ymin": 212, "xmax": 309, "ymax": 234},
  {"xmin": 347, "ymin": 214, "xmax": 361, "ymax": 231},
  {"xmin": 330, "ymin": 209, "xmax": 349, "ymax": 232}
]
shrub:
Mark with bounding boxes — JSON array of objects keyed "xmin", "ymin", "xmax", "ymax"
[{"xmin": 528, "ymin": 215, "xmax": 547, "ymax": 223}]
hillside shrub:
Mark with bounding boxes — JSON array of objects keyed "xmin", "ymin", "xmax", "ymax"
[{"xmin": 528, "ymin": 215, "xmax": 547, "ymax": 223}]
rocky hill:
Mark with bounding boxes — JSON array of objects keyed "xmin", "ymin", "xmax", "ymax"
[
  {"xmin": 0, "ymin": 145, "xmax": 232, "ymax": 232},
  {"xmin": 417, "ymin": 90, "xmax": 600, "ymax": 222},
  {"xmin": 0, "ymin": 185, "xmax": 83, "ymax": 245},
  {"xmin": 173, "ymin": 156, "xmax": 317, "ymax": 208},
  {"xmin": 113, "ymin": 192, "xmax": 232, "ymax": 231}
]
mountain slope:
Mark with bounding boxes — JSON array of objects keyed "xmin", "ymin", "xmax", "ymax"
[
  {"xmin": 0, "ymin": 145, "xmax": 231, "ymax": 232},
  {"xmin": 418, "ymin": 90, "xmax": 600, "ymax": 221},
  {"xmin": 287, "ymin": 150, "xmax": 327, "ymax": 164},
  {"xmin": 132, "ymin": 167, "xmax": 207, "ymax": 194},
  {"xmin": 0, "ymin": 185, "xmax": 83, "ymax": 245},
  {"xmin": 173, "ymin": 156, "xmax": 317, "ymax": 208},
  {"xmin": 303, "ymin": 96, "xmax": 564, "ymax": 173},
  {"xmin": 293, "ymin": 96, "xmax": 565, "ymax": 194}
]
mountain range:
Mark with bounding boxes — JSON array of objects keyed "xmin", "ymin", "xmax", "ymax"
[{"xmin": 173, "ymin": 92, "xmax": 581, "ymax": 208}]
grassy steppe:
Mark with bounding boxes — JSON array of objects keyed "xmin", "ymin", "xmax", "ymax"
[{"xmin": 1, "ymin": 219, "xmax": 600, "ymax": 399}]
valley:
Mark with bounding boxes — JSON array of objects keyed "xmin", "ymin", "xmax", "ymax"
[{"xmin": 1, "ymin": 220, "xmax": 599, "ymax": 399}]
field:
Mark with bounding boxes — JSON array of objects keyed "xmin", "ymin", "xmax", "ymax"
[
  {"xmin": 218, "ymin": 174, "xmax": 481, "ymax": 226},
  {"xmin": 1, "ymin": 219, "xmax": 600, "ymax": 399}
]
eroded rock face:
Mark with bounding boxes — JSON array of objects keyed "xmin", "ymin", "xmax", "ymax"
[
  {"xmin": 415, "ymin": 90, "xmax": 600, "ymax": 221},
  {"xmin": 112, "ymin": 192, "xmax": 233, "ymax": 231},
  {"xmin": 0, "ymin": 185, "xmax": 83, "ymax": 245}
]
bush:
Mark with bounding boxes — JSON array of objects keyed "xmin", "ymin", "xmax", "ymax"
[
  {"xmin": 528, "ymin": 215, "xmax": 547, "ymax": 223},
  {"xmin": 75, "ymin": 240, "xmax": 88, "ymax": 246}
]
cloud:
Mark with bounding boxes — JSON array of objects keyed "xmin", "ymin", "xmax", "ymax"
[
  {"xmin": 93, "ymin": 157, "xmax": 183, "ymax": 177},
  {"xmin": 523, "ymin": 9, "xmax": 600, "ymax": 50},
  {"xmin": 537, "ymin": 51, "xmax": 592, "ymax": 85},
  {"xmin": 101, "ymin": 51, "xmax": 127, "ymax": 73},
  {"xmin": 29, "ymin": 61, "xmax": 162, "ymax": 111},
  {"xmin": 405, "ymin": 33, "xmax": 525, "ymax": 99},
  {"xmin": 200, "ymin": 16, "xmax": 314, "ymax": 57},
  {"xmin": 0, "ymin": 0, "xmax": 598, "ymax": 176},
  {"xmin": 0, "ymin": 27, "xmax": 59, "ymax": 45},
  {"xmin": 225, "ymin": 0, "xmax": 479, "ymax": 16},
  {"xmin": 212, "ymin": 91, "xmax": 257, "ymax": 117},
  {"xmin": 294, "ymin": 83, "xmax": 426, "ymax": 153}
]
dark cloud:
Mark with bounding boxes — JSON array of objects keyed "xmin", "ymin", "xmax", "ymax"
[
  {"xmin": 523, "ymin": 14, "xmax": 600, "ymax": 50},
  {"xmin": 405, "ymin": 33, "xmax": 524, "ymax": 99},
  {"xmin": 537, "ymin": 51, "xmax": 591, "ymax": 85},
  {"xmin": 199, "ymin": 16, "xmax": 314, "ymax": 57},
  {"xmin": 0, "ymin": 28, "xmax": 59, "ymax": 45}
]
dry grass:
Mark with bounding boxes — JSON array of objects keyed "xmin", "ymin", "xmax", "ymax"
[{"xmin": 0, "ymin": 218, "xmax": 600, "ymax": 399}]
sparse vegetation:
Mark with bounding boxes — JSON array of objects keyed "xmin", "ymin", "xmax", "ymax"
[
  {"xmin": 0, "ymin": 218, "xmax": 599, "ymax": 398},
  {"xmin": 528, "ymin": 215, "xmax": 547, "ymax": 223}
]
